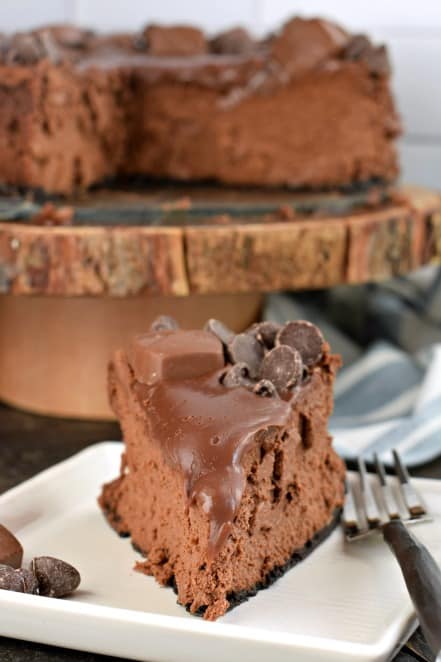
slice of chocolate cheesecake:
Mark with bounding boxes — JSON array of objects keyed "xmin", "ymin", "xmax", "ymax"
[{"xmin": 99, "ymin": 316, "xmax": 345, "ymax": 620}]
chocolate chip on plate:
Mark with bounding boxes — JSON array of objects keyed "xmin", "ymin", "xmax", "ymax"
[
  {"xmin": 204, "ymin": 318, "xmax": 235, "ymax": 346},
  {"xmin": 261, "ymin": 345, "xmax": 303, "ymax": 393},
  {"xmin": 253, "ymin": 379, "xmax": 279, "ymax": 398},
  {"xmin": 0, "ymin": 564, "xmax": 38, "ymax": 594},
  {"xmin": 0, "ymin": 524, "xmax": 23, "ymax": 569},
  {"xmin": 22, "ymin": 568, "xmax": 39, "ymax": 594},
  {"xmin": 31, "ymin": 556, "xmax": 81, "ymax": 598},
  {"xmin": 0, "ymin": 564, "xmax": 27, "ymax": 592},
  {"xmin": 150, "ymin": 315, "xmax": 179, "ymax": 332},
  {"xmin": 247, "ymin": 321, "xmax": 281, "ymax": 349},
  {"xmin": 276, "ymin": 320, "xmax": 324, "ymax": 367},
  {"xmin": 221, "ymin": 362, "xmax": 252, "ymax": 389},
  {"xmin": 228, "ymin": 333, "xmax": 264, "ymax": 379}
]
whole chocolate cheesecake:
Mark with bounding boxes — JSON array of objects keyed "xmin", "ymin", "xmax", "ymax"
[
  {"xmin": 0, "ymin": 17, "xmax": 400, "ymax": 195},
  {"xmin": 99, "ymin": 316, "xmax": 346, "ymax": 620}
]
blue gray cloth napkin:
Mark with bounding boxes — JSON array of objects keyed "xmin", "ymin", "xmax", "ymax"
[
  {"xmin": 331, "ymin": 341, "xmax": 441, "ymax": 466},
  {"xmin": 264, "ymin": 270, "xmax": 441, "ymax": 467}
]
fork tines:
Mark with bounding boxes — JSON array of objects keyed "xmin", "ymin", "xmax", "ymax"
[{"xmin": 343, "ymin": 449, "xmax": 430, "ymax": 541}]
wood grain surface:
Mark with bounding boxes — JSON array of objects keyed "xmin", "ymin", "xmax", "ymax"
[{"xmin": 0, "ymin": 186, "xmax": 439, "ymax": 297}]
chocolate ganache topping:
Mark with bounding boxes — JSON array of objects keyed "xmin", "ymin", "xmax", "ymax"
[
  {"xmin": 0, "ymin": 18, "xmax": 389, "ymax": 81},
  {"xmin": 128, "ymin": 316, "xmax": 326, "ymax": 558}
]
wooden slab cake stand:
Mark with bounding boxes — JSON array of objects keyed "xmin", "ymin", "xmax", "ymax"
[{"xmin": 0, "ymin": 183, "xmax": 440, "ymax": 420}]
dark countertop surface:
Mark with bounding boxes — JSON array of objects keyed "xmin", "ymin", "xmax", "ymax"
[{"xmin": 0, "ymin": 402, "xmax": 439, "ymax": 662}]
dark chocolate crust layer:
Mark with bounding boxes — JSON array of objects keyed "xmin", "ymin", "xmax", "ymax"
[
  {"xmin": 102, "ymin": 497, "xmax": 341, "ymax": 617},
  {"xmin": 195, "ymin": 507, "xmax": 342, "ymax": 615},
  {"xmin": 0, "ymin": 175, "xmax": 391, "ymax": 208}
]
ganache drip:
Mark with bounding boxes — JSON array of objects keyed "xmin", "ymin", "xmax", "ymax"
[{"xmin": 145, "ymin": 371, "xmax": 290, "ymax": 558}]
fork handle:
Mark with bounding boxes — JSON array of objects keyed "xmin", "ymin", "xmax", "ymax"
[{"xmin": 383, "ymin": 520, "xmax": 441, "ymax": 657}]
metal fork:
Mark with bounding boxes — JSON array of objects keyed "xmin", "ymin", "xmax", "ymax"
[{"xmin": 343, "ymin": 449, "xmax": 441, "ymax": 660}]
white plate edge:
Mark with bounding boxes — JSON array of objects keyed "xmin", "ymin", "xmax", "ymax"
[{"xmin": 1, "ymin": 441, "xmax": 439, "ymax": 660}]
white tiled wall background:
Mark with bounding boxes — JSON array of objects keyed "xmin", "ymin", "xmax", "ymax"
[{"xmin": 1, "ymin": 0, "xmax": 441, "ymax": 190}]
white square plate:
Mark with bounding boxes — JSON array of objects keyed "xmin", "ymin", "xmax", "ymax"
[{"xmin": 0, "ymin": 441, "xmax": 440, "ymax": 662}]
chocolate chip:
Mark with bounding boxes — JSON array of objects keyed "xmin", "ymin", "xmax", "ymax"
[
  {"xmin": 204, "ymin": 318, "xmax": 235, "ymax": 346},
  {"xmin": 0, "ymin": 564, "xmax": 38, "ymax": 594},
  {"xmin": 49, "ymin": 26, "xmax": 92, "ymax": 49},
  {"xmin": 31, "ymin": 556, "xmax": 81, "ymax": 598},
  {"xmin": 133, "ymin": 33, "xmax": 148, "ymax": 51},
  {"xmin": 220, "ymin": 362, "xmax": 252, "ymax": 389},
  {"xmin": 150, "ymin": 315, "xmax": 179, "ymax": 332},
  {"xmin": 4, "ymin": 30, "xmax": 62, "ymax": 65},
  {"xmin": 210, "ymin": 28, "xmax": 255, "ymax": 55},
  {"xmin": 0, "ymin": 524, "xmax": 23, "ymax": 569},
  {"xmin": 276, "ymin": 321, "xmax": 324, "ymax": 367},
  {"xmin": 363, "ymin": 45, "xmax": 390, "ymax": 77},
  {"xmin": 4, "ymin": 34, "xmax": 45, "ymax": 64},
  {"xmin": 228, "ymin": 333, "xmax": 264, "ymax": 379},
  {"xmin": 261, "ymin": 345, "xmax": 303, "ymax": 393},
  {"xmin": 343, "ymin": 35, "xmax": 390, "ymax": 76},
  {"xmin": 22, "ymin": 568, "xmax": 39, "ymax": 594},
  {"xmin": 247, "ymin": 321, "xmax": 281, "ymax": 349},
  {"xmin": 344, "ymin": 34, "xmax": 371, "ymax": 60},
  {"xmin": 253, "ymin": 379, "xmax": 278, "ymax": 398},
  {"xmin": 0, "ymin": 564, "xmax": 26, "ymax": 592}
]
